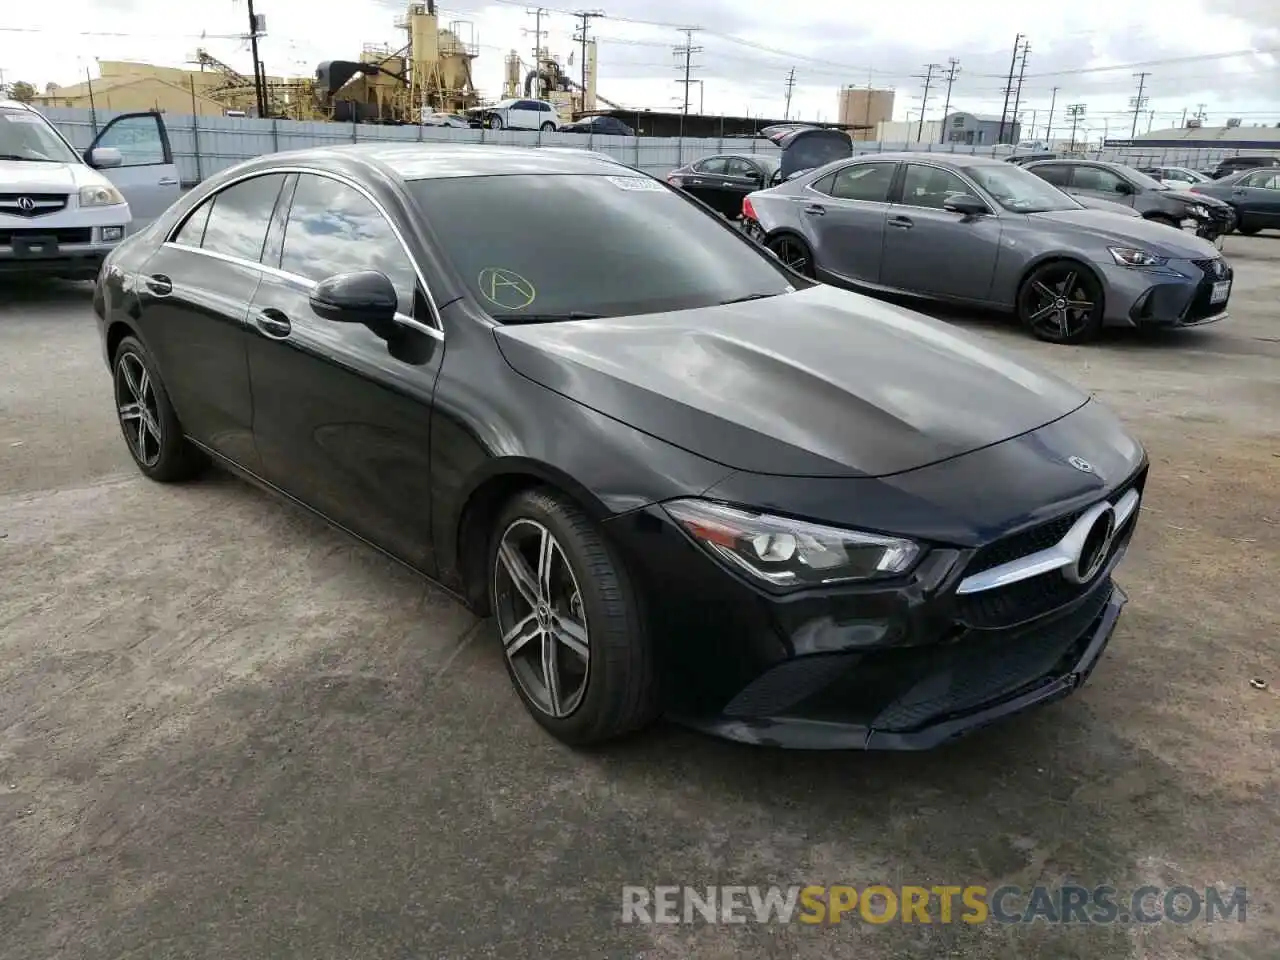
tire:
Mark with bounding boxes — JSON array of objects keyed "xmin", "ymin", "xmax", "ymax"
[
  {"xmin": 765, "ymin": 233, "xmax": 816, "ymax": 279},
  {"xmin": 1238, "ymin": 224, "xmax": 1260, "ymax": 236},
  {"xmin": 487, "ymin": 114, "xmax": 503, "ymax": 130},
  {"xmin": 1016, "ymin": 261, "xmax": 1105, "ymax": 345},
  {"xmin": 112, "ymin": 335, "xmax": 206, "ymax": 482},
  {"xmin": 540, "ymin": 122, "xmax": 556, "ymax": 132},
  {"xmin": 488, "ymin": 487, "xmax": 658, "ymax": 746}
]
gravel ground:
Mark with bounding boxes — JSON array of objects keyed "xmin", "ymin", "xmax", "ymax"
[{"xmin": 1, "ymin": 236, "xmax": 1277, "ymax": 959}]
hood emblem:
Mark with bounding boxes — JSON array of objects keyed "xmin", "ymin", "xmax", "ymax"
[
  {"xmin": 1067, "ymin": 456, "xmax": 1094, "ymax": 474},
  {"xmin": 16, "ymin": 196, "xmax": 36, "ymax": 212}
]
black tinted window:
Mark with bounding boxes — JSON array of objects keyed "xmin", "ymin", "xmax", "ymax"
[
  {"xmin": 173, "ymin": 200, "xmax": 211, "ymax": 246},
  {"xmin": 694, "ymin": 157, "xmax": 728, "ymax": 174},
  {"xmin": 901, "ymin": 164, "xmax": 971, "ymax": 209},
  {"xmin": 201, "ymin": 174, "xmax": 287, "ymax": 262},
  {"xmin": 409, "ymin": 174, "xmax": 793, "ymax": 320},
  {"xmin": 280, "ymin": 174, "xmax": 418, "ymax": 314},
  {"xmin": 1070, "ymin": 166, "xmax": 1127, "ymax": 192},
  {"xmin": 828, "ymin": 163, "xmax": 895, "ymax": 202},
  {"xmin": 810, "ymin": 172, "xmax": 837, "ymax": 195},
  {"xmin": 1030, "ymin": 164, "xmax": 1070, "ymax": 186}
]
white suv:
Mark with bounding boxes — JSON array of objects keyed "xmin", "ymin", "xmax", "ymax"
[
  {"xmin": 475, "ymin": 98, "xmax": 562, "ymax": 132},
  {"xmin": 0, "ymin": 100, "xmax": 181, "ymax": 280}
]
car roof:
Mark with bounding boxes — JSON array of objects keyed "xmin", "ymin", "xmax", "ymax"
[
  {"xmin": 845, "ymin": 152, "xmax": 1009, "ymax": 168},
  {"xmin": 235, "ymin": 142, "xmax": 629, "ymax": 181},
  {"xmin": 0, "ymin": 99, "xmax": 36, "ymax": 112}
]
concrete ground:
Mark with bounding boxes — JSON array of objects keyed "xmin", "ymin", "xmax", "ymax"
[{"xmin": 1, "ymin": 237, "xmax": 1277, "ymax": 960}]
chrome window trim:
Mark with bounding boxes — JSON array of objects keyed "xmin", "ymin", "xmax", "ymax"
[
  {"xmin": 164, "ymin": 165, "xmax": 444, "ymax": 335},
  {"xmin": 955, "ymin": 488, "xmax": 1141, "ymax": 596}
]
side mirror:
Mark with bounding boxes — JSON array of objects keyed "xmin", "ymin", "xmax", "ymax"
[
  {"xmin": 943, "ymin": 194, "xmax": 990, "ymax": 216},
  {"xmin": 1114, "ymin": 181, "xmax": 1134, "ymax": 195},
  {"xmin": 87, "ymin": 146, "xmax": 123, "ymax": 169},
  {"xmin": 309, "ymin": 271, "xmax": 399, "ymax": 329}
]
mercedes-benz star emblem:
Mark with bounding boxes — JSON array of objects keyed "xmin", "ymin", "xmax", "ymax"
[
  {"xmin": 1064, "ymin": 507, "xmax": 1117, "ymax": 584},
  {"xmin": 1067, "ymin": 456, "xmax": 1094, "ymax": 473},
  {"xmin": 16, "ymin": 196, "xmax": 36, "ymax": 212}
]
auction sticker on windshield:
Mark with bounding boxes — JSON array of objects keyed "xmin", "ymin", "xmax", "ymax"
[
  {"xmin": 477, "ymin": 267, "xmax": 537, "ymax": 310},
  {"xmin": 606, "ymin": 176, "xmax": 667, "ymax": 192}
]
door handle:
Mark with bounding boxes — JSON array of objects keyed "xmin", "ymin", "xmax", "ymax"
[
  {"xmin": 888, "ymin": 216, "xmax": 914, "ymax": 229},
  {"xmin": 144, "ymin": 274, "xmax": 172, "ymax": 296},
  {"xmin": 158, "ymin": 177, "xmax": 179, "ymax": 186},
  {"xmin": 254, "ymin": 308, "xmax": 292, "ymax": 340},
  {"xmin": 803, "ymin": 204, "xmax": 826, "ymax": 216}
]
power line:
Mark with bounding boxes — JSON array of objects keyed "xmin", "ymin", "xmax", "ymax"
[
  {"xmin": 1045, "ymin": 86, "xmax": 1058, "ymax": 144},
  {"xmin": 672, "ymin": 27, "xmax": 702, "ymax": 120},
  {"xmin": 1010, "ymin": 39, "xmax": 1030, "ymax": 140},
  {"xmin": 912, "ymin": 62, "xmax": 941, "ymax": 142},
  {"xmin": 523, "ymin": 6, "xmax": 548, "ymax": 83},
  {"xmin": 996, "ymin": 34, "xmax": 1023, "ymax": 145},
  {"xmin": 1129, "ymin": 71, "xmax": 1150, "ymax": 138},
  {"xmin": 1067, "ymin": 102, "xmax": 1086, "ymax": 150},
  {"xmin": 937, "ymin": 58, "xmax": 961, "ymax": 143},
  {"xmin": 783, "ymin": 66, "xmax": 796, "ymax": 121},
  {"xmin": 571, "ymin": 9, "xmax": 604, "ymax": 110}
]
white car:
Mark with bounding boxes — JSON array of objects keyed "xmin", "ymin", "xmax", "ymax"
[
  {"xmin": 0, "ymin": 100, "xmax": 181, "ymax": 280},
  {"xmin": 475, "ymin": 98, "xmax": 562, "ymax": 132},
  {"xmin": 1141, "ymin": 165, "xmax": 1211, "ymax": 190}
]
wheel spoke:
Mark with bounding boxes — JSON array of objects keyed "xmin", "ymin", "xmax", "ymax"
[
  {"xmin": 136, "ymin": 366, "xmax": 151, "ymax": 404},
  {"xmin": 1032, "ymin": 280, "xmax": 1057, "ymax": 299},
  {"xmin": 552, "ymin": 614, "xmax": 589, "ymax": 661},
  {"xmin": 1067, "ymin": 299, "xmax": 1093, "ymax": 310},
  {"xmin": 536, "ymin": 530, "xmax": 555, "ymax": 602},
  {"xmin": 1028, "ymin": 304, "xmax": 1057, "ymax": 322},
  {"xmin": 503, "ymin": 612, "xmax": 541, "ymax": 657},
  {"xmin": 498, "ymin": 541, "xmax": 540, "ymax": 609},
  {"xmin": 120, "ymin": 359, "xmax": 141, "ymax": 401},
  {"xmin": 541, "ymin": 631, "xmax": 562, "ymax": 716},
  {"xmin": 1061, "ymin": 271, "xmax": 1078, "ymax": 297},
  {"xmin": 118, "ymin": 402, "xmax": 143, "ymax": 422}
]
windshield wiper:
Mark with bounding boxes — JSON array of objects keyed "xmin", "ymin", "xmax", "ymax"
[
  {"xmin": 498, "ymin": 311, "xmax": 603, "ymax": 324},
  {"xmin": 717, "ymin": 292, "xmax": 781, "ymax": 305},
  {"xmin": 0, "ymin": 154, "xmax": 57, "ymax": 162}
]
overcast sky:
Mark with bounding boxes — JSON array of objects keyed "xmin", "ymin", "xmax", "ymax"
[{"xmin": 2, "ymin": 0, "xmax": 1278, "ymax": 138}]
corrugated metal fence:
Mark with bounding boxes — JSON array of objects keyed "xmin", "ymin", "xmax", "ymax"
[{"xmin": 40, "ymin": 107, "xmax": 1274, "ymax": 188}]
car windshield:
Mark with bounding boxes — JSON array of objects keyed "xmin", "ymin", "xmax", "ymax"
[
  {"xmin": 965, "ymin": 163, "xmax": 1082, "ymax": 213},
  {"xmin": 0, "ymin": 107, "xmax": 81, "ymax": 163},
  {"xmin": 408, "ymin": 173, "xmax": 796, "ymax": 321}
]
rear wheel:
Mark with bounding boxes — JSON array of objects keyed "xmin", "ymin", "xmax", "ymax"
[
  {"xmin": 487, "ymin": 114, "xmax": 503, "ymax": 129},
  {"xmin": 489, "ymin": 488, "xmax": 658, "ymax": 745},
  {"xmin": 1017, "ymin": 261, "xmax": 1105, "ymax": 345},
  {"xmin": 1237, "ymin": 224, "xmax": 1260, "ymax": 236},
  {"xmin": 112, "ymin": 335, "xmax": 206, "ymax": 482},
  {"xmin": 766, "ymin": 233, "xmax": 815, "ymax": 279},
  {"xmin": 540, "ymin": 121, "xmax": 556, "ymax": 132}
]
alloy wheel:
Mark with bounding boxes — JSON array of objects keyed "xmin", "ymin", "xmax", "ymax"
[
  {"xmin": 769, "ymin": 236, "xmax": 813, "ymax": 277},
  {"xmin": 1023, "ymin": 268, "xmax": 1097, "ymax": 340},
  {"xmin": 493, "ymin": 518, "xmax": 591, "ymax": 718},
  {"xmin": 115, "ymin": 352, "xmax": 162, "ymax": 468}
]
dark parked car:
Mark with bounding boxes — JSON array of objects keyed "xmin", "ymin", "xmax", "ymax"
[
  {"xmin": 666, "ymin": 154, "xmax": 782, "ymax": 218},
  {"xmin": 1023, "ymin": 159, "xmax": 1235, "ymax": 243},
  {"xmin": 558, "ymin": 114, "xmax": 635, "ymax": 136},
  {"xmin": 744, "ymin": 153, "xmax": 1231, "ymax": 344},
  {"xmin": 1210, "ymin": 155, "xmax": 1278, "ymax": 180},
  {"xmin": 94, "ymin": 143, "xmax": 1147, "ymax": 750},
  {"xmin": 1190, "ymin": 168, "xmax": 1280, "ymax": 235}
]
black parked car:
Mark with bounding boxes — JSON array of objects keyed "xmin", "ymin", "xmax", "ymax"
[
  {"xmin": 666, "ymin": 154, "xmax": 782, "ymax": 218},
  {"xmin": 94, "ymin": 143, "xmax": 1147, "ymax": 750},
  {"xmin": 1023, "ymin": 159, "xmax": 1235, "ymax": 244},
  {"xmin": 1210, "ymin": 155, "xmax": 1278, "ymax": 180},
  {"xmin": 1190, "ymin": 168, "xmax": 1280, "ymax": 235},
  {"xmin": 558, "ymin": 114, "xmax": 635, "ymax": 136}
]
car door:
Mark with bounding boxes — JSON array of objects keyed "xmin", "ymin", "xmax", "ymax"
[
  {"xmin": 1232, "ymin": 171, "xmax": 1280, "ymax": 226},
  {"xmin": 509, "ymin": 100, "xmax": 538, "ymax": 129},
  {"xmin": 721, "ymin": 157, "xmax": 766, "ymax": 216},
  {"xmin": 801, "ymin": 161, "xmax": 896, "ymax": 285},
  {"xmin": 85, "ymin": 111, "xmax": 181, "ymax": 231},
  {"xmin": 680, "ymin": 157, "xmax": 730, "ymax": 214},
  {"xmin": 879, "ymin": 162, "xmax": 1002, "ymax": 302},
  {"xmin": 1063, "ymin": 165, "xmax": 1135, "ymax": 207},
  {"xmin": 133, "ymin": 172, "xmax": 289, "ymax": 471},
  {"xmin": 245, "ymin": 171, "xmax": 445, "ymax": 572},
  {"xmin": 537, "ymin": 101, "xmax": 557, "ymax": 129}
]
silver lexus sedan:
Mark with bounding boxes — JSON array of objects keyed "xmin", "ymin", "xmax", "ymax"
[{"xmin": 742, "ymin": 152, "xmax": 1232, "ymax": 344}]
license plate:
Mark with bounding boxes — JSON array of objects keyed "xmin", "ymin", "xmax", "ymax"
[
  {"xmin": 1210, "ymin": 280, "xmax": 1231, "ymax": 304},
  {"xmin": 13, "ymin": 236, "xmax": 57, "ymax": 258}
]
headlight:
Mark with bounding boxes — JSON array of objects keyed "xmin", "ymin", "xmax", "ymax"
[
  {"xmin": 79, "ymin": 184, "xmax": 125, "ymax": 207},
  {"xmin": 1109, "ymin": 246, "xmax": 1167, "ymax": 267},
  {"xmin": 663, "ymin": 499, "xmax": 921, "ymax": 588},
  {"xmin": 1187, "ymin": 204, "xmax": 1210, "ymax": 219}
]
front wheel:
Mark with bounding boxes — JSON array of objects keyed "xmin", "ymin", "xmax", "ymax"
[
  {"xmin": 112, "ymin": 335, "xmax": 206, "ymax": 481},
  {"xmin": 765, "ymin": 233, "xmax": 816, "ymax": 279},
  {"xmin": 1017, "ymin": 261, "xmax": 1105, "ymax": 344},
  {"xmin": 487, "ymin": 114, "xmax": 503, "ymax": 129},
  {"xmin": 540, "ymin": 122, "xmax": 556, "ymax": 132},
  {"xmin": 489, "ymin": 488, "xmax": 658, "ymax": 746}
]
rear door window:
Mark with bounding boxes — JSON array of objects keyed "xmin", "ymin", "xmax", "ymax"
[
  {"xmin": 827, "ymin": 163, "xmax": 896, "ymax": 202},
  {"xmin": 200, "ymin": 173, "xmax": 288, "ymax": 262}
]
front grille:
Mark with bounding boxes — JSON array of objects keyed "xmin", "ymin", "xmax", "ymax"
[
  {"xmin": 955, "ymin": 469, "xmax": 1144, "ymax": 630},
  {"xmin": 0, "ymin": 227, "xmax": 92, "ymax": 246},
  {"xmin": 1183, "ymin": 258, "xmax": 1233, "ymax": 323},
  {"xmin": 0, "ymin": 193, "xmax": 69, "ymax": 218}
]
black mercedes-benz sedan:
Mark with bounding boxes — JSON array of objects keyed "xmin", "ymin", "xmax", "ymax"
[{"xmin": 93, "ymin": 143, "xmax": 1147, "ymax": 750}]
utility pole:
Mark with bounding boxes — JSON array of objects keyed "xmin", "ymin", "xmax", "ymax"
[
  {"xmin": 673, "ymin": 27, "xmax": 702, "ymax": 119},
  {"xmin": 1194, "ymin": 103, "xmax": 1208, "ymax": 124},
  {"xmin": 571, "ymin": 10, "xmax": 604, "ymax": 112},
  {"xmin": 997, "ymin": 33, "xmax": 1024, "ymax": 145},
  {"xmin": 913, "ymin": 62, "xmax": 940, "ymax": 142},
  {"xmin": 524, "ymin": 7, "xmax": 547, "ymax": 91},
  {"xmin": 245, "ymin": 0, "xmax": 267, "ymax": 118},
  {"xmin": 1129, "ymin": 71, "xmax": 1150, "ymax": 139},
  {"xmin": 783, "ymin": 67, "xmax": 796, "ymax": 121},
  {"xmin": 1010, "ymin": 39, "xmax": 1030, "ymax": 142},
  {"xmin": 1067, "ymin": 103, "xmax": 1086, "ymax": 150},
  {"xmin": 1045, "ymin": 86, "xmax": 1058, "ymax": 145},
  {"xmin": 938, "ymin": 57, "xmax": 960, "ymax": 143},
  {"xmin": 1147, "ymin": 109, "xmax": 1155, "ymax": 134}
]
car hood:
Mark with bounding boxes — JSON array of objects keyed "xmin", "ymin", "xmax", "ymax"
[
  {"xmin": 0, "ymin": 158, "xmax": 106, "ymax": 193},
  {"xmin": 1162, "ymin": 187, "xmax": 1229, "ymax": 208},
  {"xmin": 1028, "ymin": 208, "xmax": 1219, "ymax": 257},
  {"xmin": 1073, "ymin": 195, "xmax": 1142, "ymax": 217},
  {"xmin": 494, "ymin": 285, "xmax": 1089, "ymax": 478}
]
